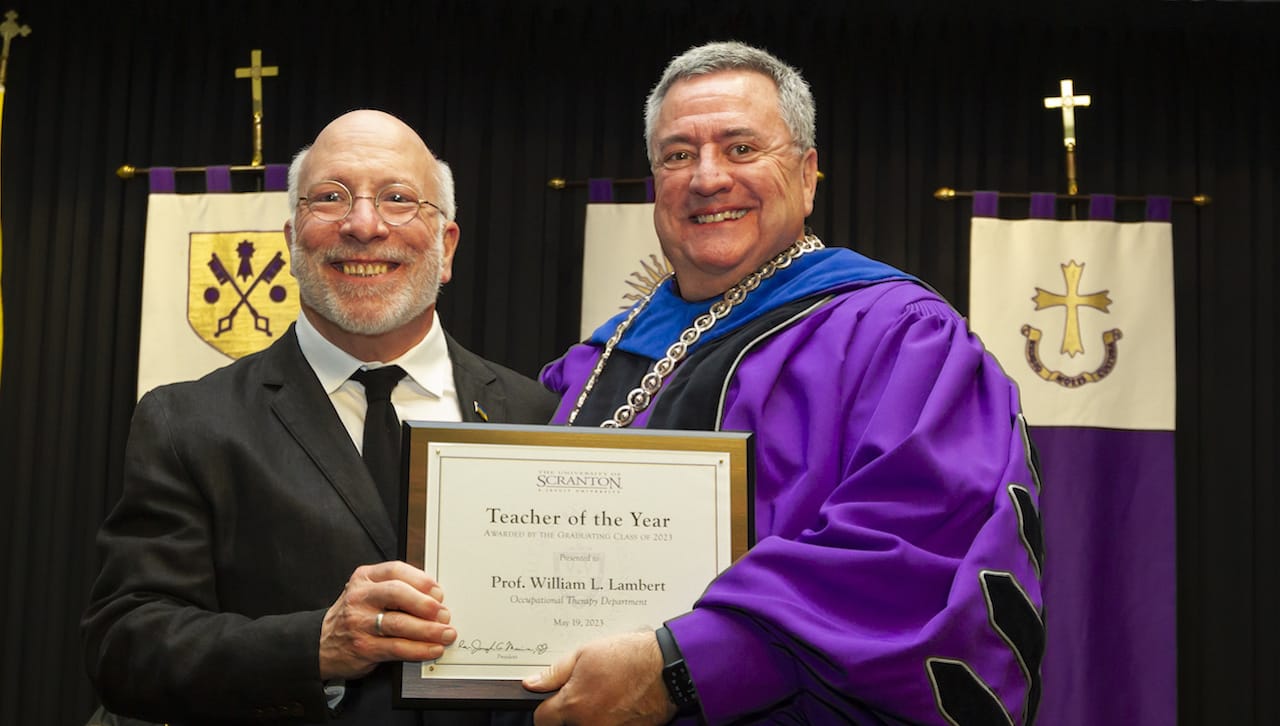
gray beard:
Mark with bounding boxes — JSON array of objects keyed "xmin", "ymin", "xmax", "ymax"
[{"xmin": 288, "ymin": 240, "xmax": 444, "ymax": 337}]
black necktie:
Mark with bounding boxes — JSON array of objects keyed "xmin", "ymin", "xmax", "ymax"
[{"xmin": 351, "ymin": 365, "xmax": 407, "ymax": 526}]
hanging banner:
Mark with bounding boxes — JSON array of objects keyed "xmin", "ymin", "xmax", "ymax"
[
  {"xmin": 579, "ymin": 203, "xmax": 667, "ymax": 340},
  {"xmin": 137, "ymin": 191, "xmax": 297, "ymax": 398},
  {"xmin": 970, "ymin": 217, "xmax": 1175, "ymax": 429},
  {"xmin": 969, "ymin": 206, "xmax": 1176, "ymax": 726}
]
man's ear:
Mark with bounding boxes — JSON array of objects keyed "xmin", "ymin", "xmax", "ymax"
[
  {"xmin": 439, "ymin": 221, "xmax": 461, "ymax": 285},
  {"xmin": 801, "ymin": 147, "xmax": 819, "ymax": 216}
]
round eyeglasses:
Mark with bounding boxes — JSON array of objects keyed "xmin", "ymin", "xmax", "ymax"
[{"xmin": 299, "ymin": 180, "xmax": 443, "ymax": 226}]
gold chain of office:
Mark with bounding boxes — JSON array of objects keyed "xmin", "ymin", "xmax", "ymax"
[{"xmin": 567, "ymin": 234, "xmax": 826, "ymax": 428}]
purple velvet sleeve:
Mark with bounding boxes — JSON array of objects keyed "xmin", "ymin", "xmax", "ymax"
[{"xmin": 541, "ymin": 282, "xmax": 1043, "ymax": 724}]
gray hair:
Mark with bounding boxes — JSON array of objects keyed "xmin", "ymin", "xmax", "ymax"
[
  {"xmin": 644, "ymin": 41, "xmax": 816, "ymax": 164},
  {"xmin": 432, "ymin": 160, "xmax": 457, "ymax": 223},
  {"xmin": 287, "ymin": 145, "xmax": 457, "ymax": 229}
]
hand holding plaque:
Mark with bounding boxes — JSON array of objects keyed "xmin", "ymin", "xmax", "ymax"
[
  {"xmin": 522, "ymin": 630, "xmax": 675, "ymax": 724},
  {"xmin": 319, "ymin": 560, "xmax": 454, "ymax": 680},
  {"xmin": 396, "ymin": 423, "xmax": 753, "ymax": 708}
]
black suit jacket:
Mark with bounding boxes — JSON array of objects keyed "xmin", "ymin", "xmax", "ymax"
[{"xmin": 82, "ymin": 326, "xmax": 557, "ymax": 725}]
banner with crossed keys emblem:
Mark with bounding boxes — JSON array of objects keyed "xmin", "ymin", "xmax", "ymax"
[{"xmin": 137, "ymin": 191, "xmax": 297, "ymax": 398}]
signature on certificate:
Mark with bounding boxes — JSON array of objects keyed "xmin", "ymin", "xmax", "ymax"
[{"xmin": 453, "ymin": 639, "xmax": 550, "ymax": 656}]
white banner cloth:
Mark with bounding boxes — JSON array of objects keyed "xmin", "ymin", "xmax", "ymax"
[
  {"xmin": 137, "ymin": 192, "xmax": 296, "ymax": 398},
  {"xmin": 968, "ymin": 217, "xmax": 1175, "ymax": 430},
  {"xmin": 579, "ymin": 203, "xmax": 665, "ymax": 340}
]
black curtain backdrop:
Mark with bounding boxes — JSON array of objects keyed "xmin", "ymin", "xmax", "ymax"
[{"xmin": 0, "ymin": 1, "xmax": 1276, "ymax": 724}]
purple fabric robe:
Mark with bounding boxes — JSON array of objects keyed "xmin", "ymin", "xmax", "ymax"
[{"xmin": 542, "ymin": 251, "xmax": 1043, "ymax": 724}]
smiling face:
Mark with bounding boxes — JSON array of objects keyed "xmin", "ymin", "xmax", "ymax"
[
  {"xmin": 650, "ymin": 70, "xmax": 818, "ymax": 301},
  {"xmin": 284, "ymin": 110, "xmax": 459, "ymax": 360}
]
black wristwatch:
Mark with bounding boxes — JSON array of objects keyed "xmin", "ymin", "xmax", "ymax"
[{"xmin": 655, "ymin": 625, "xmax": 700, "ymax": 717}]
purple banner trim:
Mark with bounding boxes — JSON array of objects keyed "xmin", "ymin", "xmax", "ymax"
[
  {"xmin": 264, "ymin": 164, "xmax": 288, "ymax": 191},
  {"xmin": 1146, "ymin": 196, "xmax": 1172, "ymax": 222},
  {"xmin": 148, "ymin": 167, "xmax": 176, "ymax": 194},
  {"xmin": 587, "ymin": 178, "xmax": 615, "ymax": 203},
  {"xmin": 205, "ymin": 166, "xmax": 232, "ymax": 192},
  {"xmin": 972, "ymin": 191, "xmax": 999, "ymax": 218},
  {"xmin": 1033, "ymin": 426, "xmax": 1176, "ymax": 726},
  {"xmin": 644, "ymin": 177, "xmax": 655, "ymax": 203},
  {"xmin": 1088, "ymin": 194, "xmax": 1116, "ymax": 221},
  {"xmin": 1030, "ymin": 193, "xmax": 1056, "ymax": 219}
]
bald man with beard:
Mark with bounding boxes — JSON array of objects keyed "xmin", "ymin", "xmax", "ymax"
[{"xmin": 83, "ymin": 110, "xmax": 554, "ymax": 726}]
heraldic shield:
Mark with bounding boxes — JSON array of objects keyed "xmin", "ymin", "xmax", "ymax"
[{"xmin": 188, "ymin": 230, "xmax": 299, "ymax": 359}]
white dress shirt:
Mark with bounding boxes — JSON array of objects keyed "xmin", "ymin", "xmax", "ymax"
[{"xmin": 294, "ymin": 310, "xmax": 462, "ymax": 454}]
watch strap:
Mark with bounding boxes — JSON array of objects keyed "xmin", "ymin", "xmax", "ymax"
[{"xmin": 655, "ymin": 625, "xmax": 700, "ymax": 716}]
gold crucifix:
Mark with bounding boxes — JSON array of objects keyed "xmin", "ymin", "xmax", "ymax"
[
  {"xmin": 1043, "ymin": 79, "xmax": 1091, "ymax": 196},
  {"xmin": 0, "ymin": 10, "xmax": 32, "ymax": 86},
  {"xmin": 1032, "ymin": 260, "xmax": 1111, "ymax": 357},
  {"xmin": 234, "ymin": 49, "xmax": 279, "ymax": 166}
]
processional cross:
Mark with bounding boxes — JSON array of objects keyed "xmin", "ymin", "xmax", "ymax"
[
  {"xmin": 234, "ymin": 49, "xmax": 279, "ymax": 166},
  {"xmin": 0, "ymin": 10, "xmax": 32, "ymax": 86},
  {"xmin": 1043, "ymin": 79, "xmax": 1091, "ymax": 196}
]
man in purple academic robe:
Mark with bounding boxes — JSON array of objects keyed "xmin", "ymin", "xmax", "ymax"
[{"xmin": 523, "ymin": 42, "xmax": 1044, "ymax": 725}]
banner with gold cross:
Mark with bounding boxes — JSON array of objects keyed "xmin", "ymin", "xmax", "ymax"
[
  {"xmin": 968, "ymin": 192, "xmax": 1176, "ymax": 726},
  {"xmin": 136, "ymin": 167, "xmax": 297, "ymax": 399},
  {"xmin": 969, "ymin": 199, "xmax": 1175, "ymax": 429}
]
